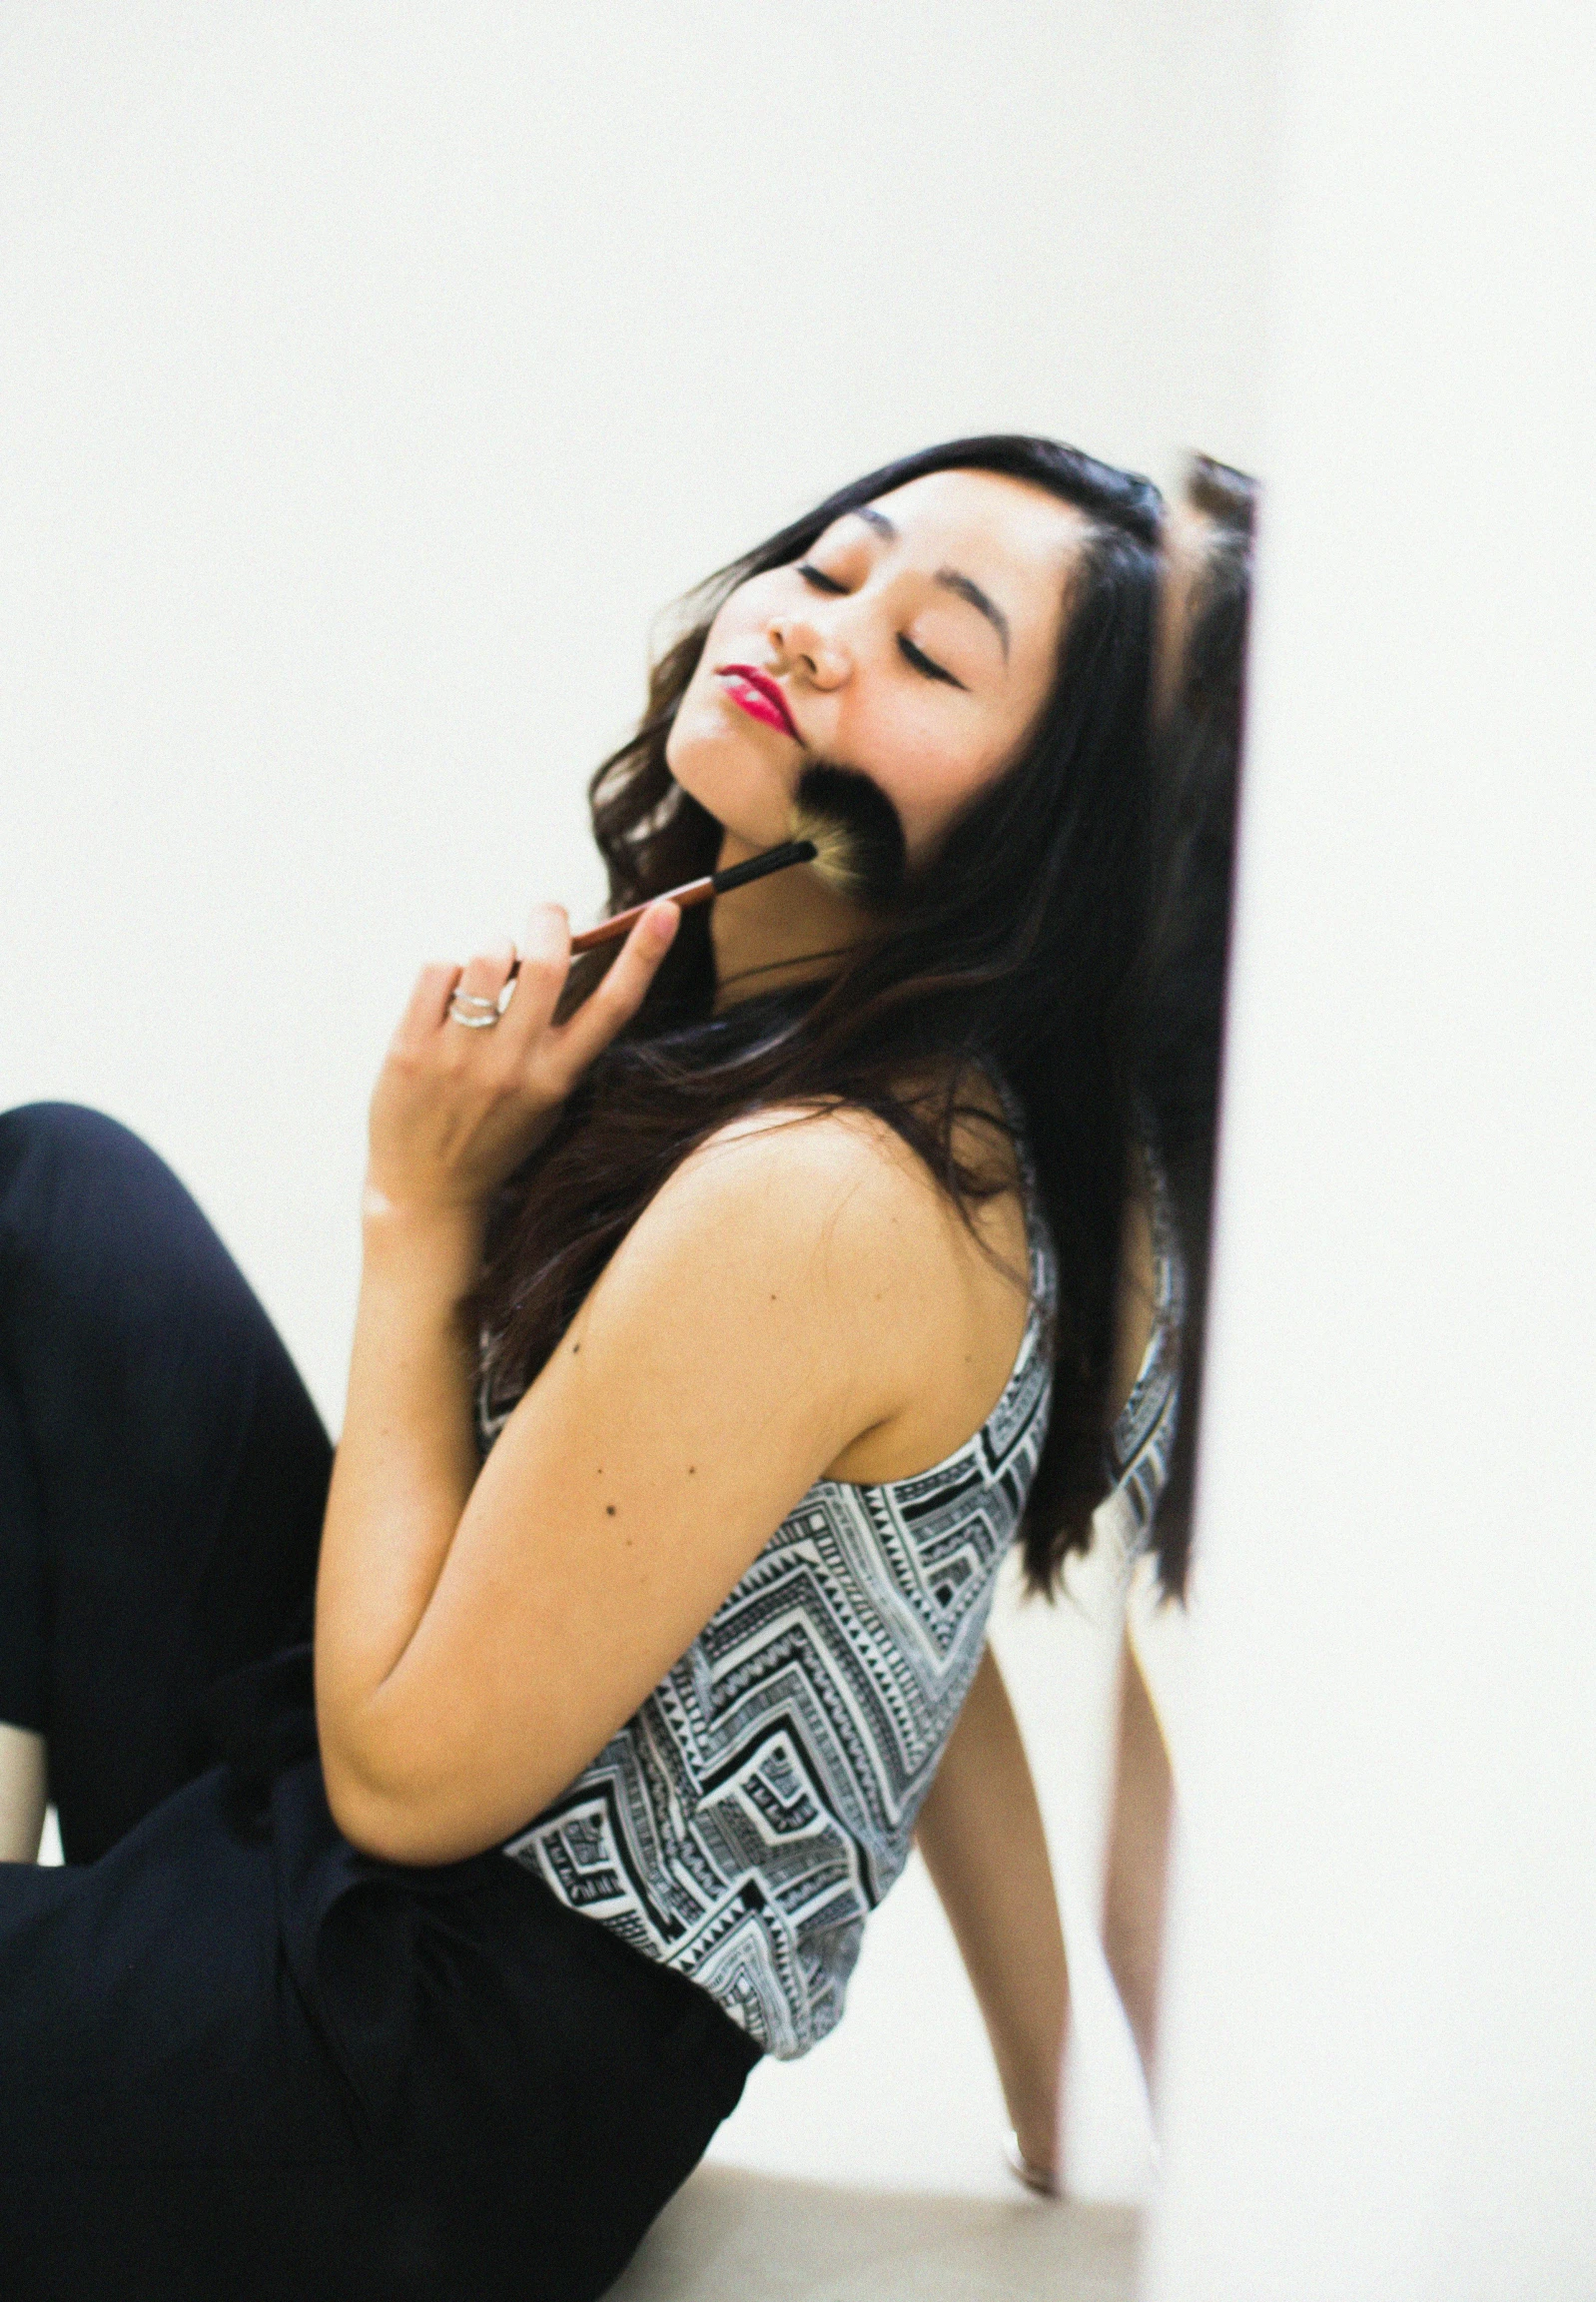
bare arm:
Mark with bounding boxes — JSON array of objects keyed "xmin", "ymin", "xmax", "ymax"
[
  {"xmin": 914, "ymin": 1643, "xmax": 1067, "ymax": 2186},
  {"xmin": 1101, "ymin": 1627, "xmax": 1174, "ymax": 2083},
  {"xmin": 315, "ymin": 905, "xmax": 1004, "ymax": 1867}
]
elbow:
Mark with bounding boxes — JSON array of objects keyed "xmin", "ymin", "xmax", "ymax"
[
  {"xmin": 315, "ymin": 1676, "xmax": 442, "ymax": 1864},
  {"xmin": 324, "ymin": 1771, "xmax": 491, "ymax": 1868},
  {"xmin": 319, "ymin": 1728, "xmax": 542, "ymax": 1869},
  {"xmin": 318, "ymin": 1719, "xmax": 469, "ymax": 1868},
  {"xmin": 321, "ymin": 1749, "xmax": 434, "ymax": 1866},
  {"xmin": 315, "ymin": 1683, "xmax": 571, "ymax": 1866}
]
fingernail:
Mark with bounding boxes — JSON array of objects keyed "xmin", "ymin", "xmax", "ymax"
[{"xmin": 648, "ymin": 903, "xmax": 678, "ymax": 947}]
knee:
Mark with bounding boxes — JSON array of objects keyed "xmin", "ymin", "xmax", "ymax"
[
  {"xmin": 0, "ymin": 1102, "xmax": 151, "ymax": 1164},
  {"xmin": 0, "ymin": 1104, "xmax": 165, "ymax": 1206}
]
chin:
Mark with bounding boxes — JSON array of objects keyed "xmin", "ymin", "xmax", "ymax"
[{"xmin": 665, "ymin": 709, "xmax": 792, "ymax": 854}]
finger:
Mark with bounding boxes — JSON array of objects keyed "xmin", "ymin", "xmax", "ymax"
[
  {"xmin": 397, "ymin": 961, "xmax": 465, "ymax": 1048},
  {"xmin": 446, "ymin": 938, "xmax": 517, "ymax": 1031},
  {"xmin": 550, "ymin": 899, "xmax": 679, "ymax": 1077},
  {"xmin": 498, "ymin": 904, "xmax": 572, "ymax": 1043}
]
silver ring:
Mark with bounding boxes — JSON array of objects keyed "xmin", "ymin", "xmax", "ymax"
[{"xmin": 448, "ymin": 991, "xmax": 502, "ymax": 1028}]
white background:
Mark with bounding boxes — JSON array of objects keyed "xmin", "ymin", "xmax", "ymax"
[{"xmin": 0, "ymin": 3, "xmax": 1271, "ymax": 2204}]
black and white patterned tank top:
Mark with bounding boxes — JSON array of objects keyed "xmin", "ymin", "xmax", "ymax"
[{"xmin": 477, "ymin": 1124, "xmax": 1181, "ymax": 2059}]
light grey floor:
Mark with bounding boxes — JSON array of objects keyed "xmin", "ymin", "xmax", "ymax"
[{"xmin": 609, "ymin": 2164, "xmax": 1139, "ymax": 2302}]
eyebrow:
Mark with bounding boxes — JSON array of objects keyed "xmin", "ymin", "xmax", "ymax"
[{"xmin": 845, "ymin": 506, "xmax": 1011, "ymax": 659}]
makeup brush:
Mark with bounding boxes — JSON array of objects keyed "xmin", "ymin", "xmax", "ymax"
[
  {"xmin": 787, "ymin": 760, "xmax": 907, "ymax": 916},
  {"xmin": 559, "ymin": 760, "xmax": 908, "ymax": 956},
  {"xmin": 566, "ymin": 838, "xmax": 813, "ymax": 954}
]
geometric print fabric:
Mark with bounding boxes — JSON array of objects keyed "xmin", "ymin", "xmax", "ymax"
[
  {"xmin": 489, "ymin": 1169, "xmax": 1060, "ymax": 2059},
  {"xmin": 481, "ymin": 1138, "xmax": 1180, "ymax": 2059}
]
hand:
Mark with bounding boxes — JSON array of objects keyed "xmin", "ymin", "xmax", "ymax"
[
  {"xmin": 1004, "ymin": 2122, "xmax": 1061, "ymax": 2199},
  {"xmin": 1004, "ymin": 2071, "xmax": 1062, "ymax": 2198},
  {"xmin": 366, "ymin": 897, "xmax": 680, "ymax": 1223}
]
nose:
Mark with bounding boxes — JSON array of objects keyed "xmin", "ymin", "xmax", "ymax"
[{"xmin": 767, "ymin": 602, "xmax": 850, "ymax": 689}]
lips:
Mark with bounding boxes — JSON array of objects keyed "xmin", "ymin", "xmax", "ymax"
[{"xmin": 716, "ymin": 664, "xmax": 800, "ymax": 742}]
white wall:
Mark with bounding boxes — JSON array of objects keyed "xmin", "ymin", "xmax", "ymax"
[
  {"xmin": 1145, "ymin": 6, "xmax": 1596, "ymax": 2295},
  {"xmin": 0, "ymin": 1, "xmax": 1272, "ymax": 2203}
]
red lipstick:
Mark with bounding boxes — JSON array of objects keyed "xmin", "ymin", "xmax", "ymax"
[{"xmin": 717, "ymin": 664, "xmax": 800, "ymax": 742}]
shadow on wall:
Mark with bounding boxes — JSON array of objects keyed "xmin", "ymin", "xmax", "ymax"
[{"xmin": 607, "ymin": 2162, "xmax": 1138, "ymax": 2302}]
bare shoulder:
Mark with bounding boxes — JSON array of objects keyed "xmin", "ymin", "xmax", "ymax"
[
  {"xmin": 686, "ymin": 1081, "xmax": 1034, "ymax": 1480},
  {"xmin": 631, "ymin": 1099, "xmax": 1163, "ymax": 1460},
  {"xmin": 606, "ymin": 1087, "xmax": 1034, "ymax": 1486},
  {"xmin": 685, "ymin": 1086, "xmax": 1026, "ymax": 1266},
  {"xmin": 647, "ymin": 1097, "xmax": 981, "ymax": 1291}
]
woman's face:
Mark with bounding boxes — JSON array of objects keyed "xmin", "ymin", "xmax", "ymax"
[{"xmin": 665, "ymin": 467, "xmax": 1088, "ymax": 870}]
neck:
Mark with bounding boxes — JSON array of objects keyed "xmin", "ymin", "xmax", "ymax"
[{"xmin": 709, "ymin": 829, "xmax": 873, "ymax": 1013}]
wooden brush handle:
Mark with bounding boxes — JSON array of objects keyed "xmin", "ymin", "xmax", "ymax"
[
  {"xmin": 567, "ymin": 876, "xmax": 715, "ymax": 954},
  {"xmin": 503, "ymin": 839, "xmax": 815, "ymax": 978},
  {"xmin": 501, "ymin": 876, "xmax": 714, "ymax": 980}
]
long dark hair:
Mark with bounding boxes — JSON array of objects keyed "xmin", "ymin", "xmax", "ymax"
[
  {"xmin": 474, "ymin": 435, "xmax": 1162, "ymax": 1592},
  {"xmin": 1135, "ymin": 454, "xmax": 1257, "ymax": 1599}
]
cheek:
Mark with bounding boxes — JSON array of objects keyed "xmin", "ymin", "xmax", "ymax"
[
  {"xmin": 704, "ymin": 574, "xmax": 778, "ymax": 654},
  {"xmin": 672, "ymin": 585, "xmax": 771, "ymax": 718},
  {"xmin": 667, "ymin": 602, "xmax": 750, "ymax": 749},
  {"xmin": 868, "ymin": 714, "xmax": 1015, "ymax": 861}
]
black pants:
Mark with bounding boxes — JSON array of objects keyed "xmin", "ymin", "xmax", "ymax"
[{"xmin": 0, "ymin": 1106, "xmax": 758, "ymax": 2302}]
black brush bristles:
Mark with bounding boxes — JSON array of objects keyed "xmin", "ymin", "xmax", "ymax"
[{"xmin": 790, "ymin": 761, "xmax": 908, "ymax": 913}]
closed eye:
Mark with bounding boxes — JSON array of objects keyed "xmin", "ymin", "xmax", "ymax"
[
  {"xmin": 795, "ymin": 563, "xmax": 965, "ymax": 689},
  {"xmin": 796, "ymin": 561, "xmax": 847, "ymax": 594},
  {"xmin": 897, "ymin": 632, "xmax": 962, "ymax": 687}
]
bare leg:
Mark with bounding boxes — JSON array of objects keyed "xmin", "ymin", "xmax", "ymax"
[
  {"xmin": 1101, "ymin": 1628, "xmax": 1174, "ymax": 2085},
  {"xmin": 0, "ymin": 1723, "xmax": 47, "ymax": 1864}
]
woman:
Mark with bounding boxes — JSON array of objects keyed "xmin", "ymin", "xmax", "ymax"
[
  {"xmin": 0, "ymin": 434, "xmax": 1174, "ymax": 2298},
  {"xmin": 1101, "ymin": 452, "xmax": 1258, "ymax": 2087}
]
